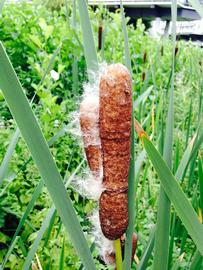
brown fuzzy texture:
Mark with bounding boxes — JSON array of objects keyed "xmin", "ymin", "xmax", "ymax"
[
  {"xmin": 131, "ymin": 233, "xmax": 138, "ymax": 262},
  {"xmin": 99, "ymin": 190, "xmax": 128, "ymax": 240},
  {"xmin": 99, "ymin": 63, "xmax": 132, "ymax": 239},
  {"xmin": 98, "ymin": 24, "xmax": 103, "ymax": 50},
  {"xmin": 143, "ymin": 51, "xmax": 147, "ymax": 64},
  {"xmin": 80, "ymin": 97, "xmax": 102, "ymax": 177}
]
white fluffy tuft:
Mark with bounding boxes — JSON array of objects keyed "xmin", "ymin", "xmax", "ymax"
[
  {"xmin": 89, "ymin": 210, "xmax": 115, "ymax": 266},
  {"xmin": 68, "ymin": 63, "xmax": 116, "ymax": 265}
]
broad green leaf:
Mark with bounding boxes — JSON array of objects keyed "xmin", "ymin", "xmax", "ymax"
[
  {"xmin": 29, "ymin": 35, "xmax": 42, "ymax": 49},
  {"xmin": 0, "ymin": 42, "xmax": 96, "ymax": 270}
]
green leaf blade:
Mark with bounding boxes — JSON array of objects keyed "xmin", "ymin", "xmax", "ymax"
[
  {"xmin": 0, "ymin": 42, "xmax": 96, "ymax": 270},
  {"xmin": 142, "ymin": 136, "xmax": 203, "ymax": 255}
]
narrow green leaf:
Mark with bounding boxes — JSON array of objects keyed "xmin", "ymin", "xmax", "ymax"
[
  {"xmin": 189, "ymin": 250, "xmax": 203, "ymax": 270},
  {"xmin": 185, "ymin": 99, "xmax": 192, "ymax": 147},
  {"xmin": 1, "ymin": 126, "xmax": 83, "ymax": 268},
  {"xmin": 139, "ymin": 130, "xmax": 200, "ymax": 270},
  {"xmin": 176, "ymin": 132, "xmax": 197, "ymax": 181},
  {"xmin": 77, "ymin": 0, "xmax": 98, "ymax": 80},
  {"xmin": 0, "ymin": 237, "xmax": 19, "ymax": 270},
  {"xmin": 142, "ymin": 136, "xmax": 203, "ymax": 255},
  {"xmin": 0, "ymin": 0, "xmax": 6, "ymax": 15},
  {"xmin": 18, "ymin": 237, "xmax": 27, "ymax": 257},
  {"xmin": 43, "ymin": 210, "xmax": 57, "ymax": 248},
  {"xmin": 21, "ymin": 160, "xmax": 84, "ymax": 270},
  {"xmin": 38, "ymin": 43, "xmax": 62, "ymax": 87},
  {"xmin": 59, "ymin": 236, "xmax": 65, "ymax": 270},
  {"xmin": 120, "ymin": 2, "xmax": 136, "ymax": 269},
  {"xmin": 0, "ymin": 42, "xmax": 61, "ymax": 189},
  {"xmin": 153, "ymin": 1, "xmax": 177, "ymax": 269},
  {"xmin": 0, "ymin": 43, "xmax": 96, "ymax": 270},
  {"xmin": 190, "ymin": 130, "xmax": 203, "ymax": 164},
  {"xmin": 120, "ymin": 0, "xmax": 131, "ymax": 74},
  {"xmin": 198, "ymin": 158, "xmax": 203, "ymax": 218},
  {"xmin": 134, "ymin": 86, "xmax": 153, "ymax": 108},
  {"xmin": 171, "ymin": 253, "xmax": 184, "ymax": 270},
  {"xmin": 0, "ymin": 128, "xmax": 20, "ymax": 188},
  {"xmin": 0, "ymin": 180, "xmax": 44, "ymax": 269},
  {"xmin": 23, "ymin": 207, "xmax": 55, "ymax": 270},
  {"xmin": 137, "ymin": 226, "xmax": 155, "ymax": 270},
  {"xmin": 71, "ymin": 0, "xmax": 79, "ymax": 94}
]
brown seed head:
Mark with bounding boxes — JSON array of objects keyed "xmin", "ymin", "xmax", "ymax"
[
  {"xmin": 80, "ymin": 96, "xmax": 102, "ymax": 177},
  {"xmin": 99, "ymin": 63, "xmax": 132, "ymax": 239}
]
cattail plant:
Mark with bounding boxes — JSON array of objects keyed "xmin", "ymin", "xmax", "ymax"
[
  {"xmin": 98, "ymin": 22, "xmax": 103, "ymax": 50},
  {"xmin": 99, "ymin": 64, "xmax": 132, "ymax": 240},
  {"xmin": 79, "ymin": 63, "xmax": 136, "ymax": 268}
]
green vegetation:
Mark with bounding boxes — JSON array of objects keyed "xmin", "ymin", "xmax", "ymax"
[{"xmin": 0, "ymin": 1, "xmax": 202, "ymax": 269}]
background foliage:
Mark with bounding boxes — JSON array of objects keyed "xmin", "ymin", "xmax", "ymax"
[{"xmin": 0, "ymin": 1, "xmax": 202, "ymax": 269}]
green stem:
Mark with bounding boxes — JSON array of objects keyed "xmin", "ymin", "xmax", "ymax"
[{"xmin": 114, "ymin": 239, "xmax": 123, "ymax": 270}]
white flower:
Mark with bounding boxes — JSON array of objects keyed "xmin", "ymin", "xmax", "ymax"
[{"xmin": 50, "ymin": 70, "xmax": 59, "ymax": 81}]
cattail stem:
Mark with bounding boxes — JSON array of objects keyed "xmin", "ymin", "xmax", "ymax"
[{"xmin": 114, "ymin": 239, "xmax": 123, "ymax": 270}]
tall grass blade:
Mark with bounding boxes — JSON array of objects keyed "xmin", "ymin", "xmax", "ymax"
[
  {"xmin": 0, "ymin": 128, "xmax": 20, "ymax": 188},
  {"xmin": 176, "ymin": 132, "xmax": 197, "ymax": 181},
  {"xmin": 120, "ymin": 2, "xmax": 136, "ymax": 269},
  {"xmin": 153, "ymin": 1, "xmax": 177, "ymax": 269},
  {"xmin": 134, "ymin": 86, "xmax": 153, "ymax": 108},
  {"xmin": 2, "ymin": 158, "xmax": 84, "ymax": 268},
  {"xmin": 137, "ymin": 226, "xmax": 155, "ymax": 270},
  {"xmin": 77, "ymin": 0, "xmax": 98, "ymax": 79},
  {"xmin": 0, "ymin": 42, "xmax": 61, "ymax": 189},
  {"xmin": 190, "ymin": 130, "xmax": 203, "ymax": 163},
  {"xmin": 0, "ymin": 43, "xmax": 96, "ymax": 270},
  {"xmin": 198, "ymin": 158, "xmax": 203, "ymax": 218},
  {"xmin": 141, "ymin": 135, "xmax": 203, "ymax": 255},
  {"xmin": 59, "ymin": 236, "xmax": 65, "ymax": 270},
  {"xmin": 72, "ymin": 0, "xmax": 79, "ymax": 94},
  {"xmin": 189, "ymin": 250, "xmax": 203, "ymax": 270},
  {"xmin": 138, "ymin": 129, "xmax": 201, "ymax": 270},
  {"xmin": 0, "ymin": 180, "xmax": 44, "ymax": 269},
  {"xmin": 171, "ymin": 253, "xmax": 184, "ymax": 270},
  {"xmin": 0, "ymin": 237, "xmax": 19, "ymax": 270},
  {"xmin": 22, "ymin": 206, "xmax": 56, "ymax": 270},
  {"xmin": 0, "ymin": 0, "xmax": 6, "ymax": 15},
  {"xmin": 38, "ymin": 43, "xmax": 62, "ymax": 88},
  {"xmin": 120, "ymin": 1, "xmax": 131, "ymax": 74},
  {"xmin": 185, "ymin": 100, "xmax": 192, "ymax": 146},
  {"xmin": 21, "ymin": 160, "xmax": 84, "ymax": 270}
]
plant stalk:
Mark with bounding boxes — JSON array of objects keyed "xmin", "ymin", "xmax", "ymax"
[{"xmin": 114, "ymin": 239, "xmax": 123, "ymax": 270}]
